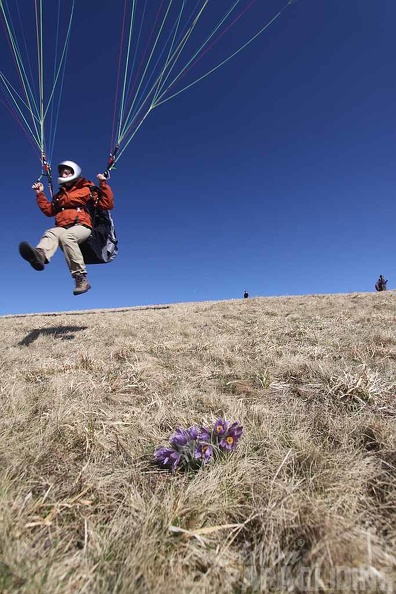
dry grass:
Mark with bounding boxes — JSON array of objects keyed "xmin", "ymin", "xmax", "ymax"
[{"xmin": 1, "ymin": 292, "xmax": 395, "ymax": 593}]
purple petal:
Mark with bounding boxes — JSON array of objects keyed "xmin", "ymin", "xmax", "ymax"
[
  {"xmin": 169, "ymin": 450, "xmax": 181, "ymax": 469},
  {"xmin": 169, "ymin": 427, "xmax": 188, "ymax": 447},
  {"xmin": 227, "ymin": 423, "xmax": 243, "ymax": 439},
  {"xmin": 195, "ymin": 443, "xmax": 213, "ymax": 462},
  {"xmin": 219, "ymin": 426, "xmax": 243, "ymax": 450},
  {"xmin": 199, "ymin": 426, "xmax": 211, "ymax": 441},
  {"xmin": 187, "ymin": 426, "xmax": 199, "ymax": 440},
  {"xmin": 154, "ymin": 446, "xmax": 178, "ymax": 465},
  {"xmin": 213, "ymin": 418, "xmax": 229, "ymax": 436},
  {"xmin": 228, "ymin": 421, "xmax": 243, "ymax": 433},
  {"xmin": 219, "ymin": 436, "xmax": 238, "ymax": 450}
]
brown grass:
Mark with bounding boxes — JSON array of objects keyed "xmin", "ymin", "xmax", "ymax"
[{"xmin": 0, "ymin": 292, "xmax": 395, "ymax": 593}]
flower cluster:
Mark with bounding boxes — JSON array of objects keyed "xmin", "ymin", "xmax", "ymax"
[{"xmin": 154, "ymin": 418, "xmax": 243, "ymax": 471}]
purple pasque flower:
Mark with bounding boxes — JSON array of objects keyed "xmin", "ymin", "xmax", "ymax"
[
  {"xmin": 195, "ymin": 442, "xmax": 213, "ymax": 463},
  {"xmin": 219, "ymin": 421, "xmax": 243, "ymax": 451},
  {"xmin": 154, "ymin": 446, "xmax": 181, "ymax": 470},
  {"xmin": 198, "ymin": 426, "xmax": 212, "ymax": 442},
  {"xmin": 186, "ymin": 425, "xmax": 199, "ymax": 440},
  {"xmin": 155, "ymin": 418, "xmax": 242, "ymax": 472},
  {"xmin": 213, "ymin": 418, "xmax": 229, "ymax": 437},
  {"xmin": 169, "ymin": 427, "xmax": 189, "ymax": 447}
]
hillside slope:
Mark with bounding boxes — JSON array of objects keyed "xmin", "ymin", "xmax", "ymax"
[{"xmin": 1, "ymin": 293, "xmax": 395, "ymax": 593}]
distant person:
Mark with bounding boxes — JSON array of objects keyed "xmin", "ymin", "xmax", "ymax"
[
  {"xmin": 19, "ymin": 161, "xmax": 114, "ymax": 295},
  {"xmin": 243, "ymin": 291, "xmax": 249, "ymax": 299},
  {"xmin": 375, "ymin": 275, "xmax": 388, "ymax": 292}
]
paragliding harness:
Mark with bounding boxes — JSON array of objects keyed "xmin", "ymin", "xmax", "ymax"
[{"xmin": 79, "ymin": 185, "xmax": 118, "ymax": 265}]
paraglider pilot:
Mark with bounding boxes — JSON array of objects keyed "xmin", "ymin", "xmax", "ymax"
[
  {"xmin": 19, "ymin": 161, "xmax": 114, "ymax": 295},
  {"xmin": 375, "ymin": 275, "xmax": 388, "ymax": 292}
]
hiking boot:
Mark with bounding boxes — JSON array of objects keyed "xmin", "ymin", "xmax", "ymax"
[
  {"xmin": 19, "ymin": 242, "xmax": 46, "ymax": 271},
  {"xmin": 73, "ymin": 273, "xmax": 91, "ymax": 295}
]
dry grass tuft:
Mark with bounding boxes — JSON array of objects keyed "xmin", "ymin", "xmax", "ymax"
[{"xmin": 1, "ymin": 292, "xmax": 396, "ymax": 593}]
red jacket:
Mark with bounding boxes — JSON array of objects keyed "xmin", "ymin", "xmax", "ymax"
[{"xmin": 36, "ymin": 177, "xmax": 114, "ymax": 229}]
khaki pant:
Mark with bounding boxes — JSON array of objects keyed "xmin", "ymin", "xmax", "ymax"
[{"xmin": 37, "ymin": 225, "xmax": 91, "ymax": 277}]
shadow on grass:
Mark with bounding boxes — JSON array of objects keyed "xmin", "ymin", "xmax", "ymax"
[{"xmin": 19, "ymin": 325, "xmax": 89, "ymax": 347}]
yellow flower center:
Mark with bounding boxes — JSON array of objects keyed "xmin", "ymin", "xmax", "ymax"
[{"xmin": 226, "ymin": 436, "xmax": 234, "ymax": 445}]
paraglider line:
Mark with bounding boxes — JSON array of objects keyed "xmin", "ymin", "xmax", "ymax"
[
  {"xmin": 118, "ymin": 0, "xmax": 166, "ymax": 141},
  {"xmin": 171, "ymin": 0, "xmax": 259, "ymax": 91},
  {"xmin": 155, "ymin": 2, "xmax": 290, "ymax": 108},
  {"xmin": 152, "ymin": 0, "xmax": 239, "ymax": 105},
  {"xmin": 120, "ymin": 0, "xmax": 211, "ymax": 141},
  {"xmin": 0, "ymin": 1, "xmax": 41, "ymax": 139},
  {"xmin": 0, "ymin": 93, "xmax": 41, "ymax": 157},
  {"xmin": 111, "ymin": 0, "xmax": 128, "ymax": 151}
]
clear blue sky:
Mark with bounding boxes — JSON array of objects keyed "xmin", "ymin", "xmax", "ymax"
[{"xmin": 1, "ymin": 0, "xmax": 395, "ymax": 315}]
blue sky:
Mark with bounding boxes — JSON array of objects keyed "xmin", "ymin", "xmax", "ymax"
[{"xmin": 1, "ymin": 0, "xmax": 395, "ymax": 315}]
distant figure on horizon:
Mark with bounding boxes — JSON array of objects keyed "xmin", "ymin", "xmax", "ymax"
[
  {"xmin": 375, "ymin": 275, "xmax": 388, "ymax": 292},
  {"xmin": 243, "ymin": 291, "xmax": 249, "ymax": 299},
  {"xmin": 19, "ymin": 161, "xmax": 114, "ymax": 296}
]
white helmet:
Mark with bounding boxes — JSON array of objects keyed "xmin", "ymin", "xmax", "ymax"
[{"xmin": 57, "ymin": 160, "xmax": 82, "ymax": 185}]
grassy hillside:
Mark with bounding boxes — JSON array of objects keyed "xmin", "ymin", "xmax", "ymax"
[{"xmin": 1, "ymin": 293, "xmax": 395, "ymax": 593}]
